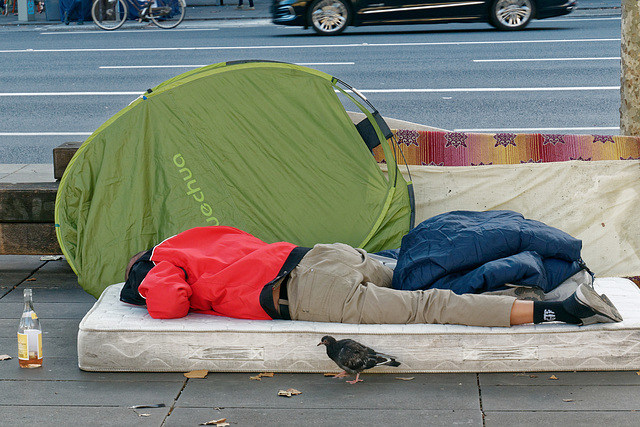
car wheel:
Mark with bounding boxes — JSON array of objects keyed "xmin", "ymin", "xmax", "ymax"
[
  {"xmin": 489, "ymin": 0, "xmax": 535, "ymax": 30},
  {"xmin": 308, "ymin": 0, "xmax": 351, "ymax": 35}
]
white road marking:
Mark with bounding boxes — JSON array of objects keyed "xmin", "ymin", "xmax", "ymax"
[
  {"xmin": 543, "ymin": 17, "xmax": 621, "ymax": 22},
  {"xmin": 0, "ymin": 86, "xmax": 620, "ymax": 96},
  {"xmin": 0, "ymin": 132, "xmax": 93, "ymax": 136},
  {"xmin": 0, "ymin": 38, "xmax": 620, "ymax": 54},
  {"xmin": 0, "ymin": 86, "xmax": 620, "ymax": 97},
  {"xmin": 356, "ymin": 86, "xmax": 620, "ymax": 93},
  {"xmin": 454, "ymin": 127, "xmax": 620, "ymax": 133},
  {"xmin": 474, "ymin": 57, "xmax": 620, "ymax": 62},
  {"xmin": 0, "ymin": 92, "xmax": 141, "ymax": 96},
  {"xmin": 98, "ymin": 62, "xmax": 355, "ymax": 69}
]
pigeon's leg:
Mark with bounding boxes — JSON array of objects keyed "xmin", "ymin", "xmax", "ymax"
[
  {"xmin": 332, "ymin": 371, "xmax": 349, "ymax": 379},
  {"xmin": 346, "ymin": 373, "xmax": 363, "ymax": 384}
]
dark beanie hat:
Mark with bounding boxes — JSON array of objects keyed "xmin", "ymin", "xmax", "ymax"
[{"xmin": 120, "ymin": 250, "xmax": 154, "ymax": 305}]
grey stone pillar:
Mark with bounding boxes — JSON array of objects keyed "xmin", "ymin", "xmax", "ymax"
[{"xmin": 621, "ymin": 0, "xmax": 640, "ymax": 136}]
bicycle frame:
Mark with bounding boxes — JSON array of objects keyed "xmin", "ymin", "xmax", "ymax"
[{"xmin": 91, "ymin": 0, "xmax": 185, "ymax": 30}]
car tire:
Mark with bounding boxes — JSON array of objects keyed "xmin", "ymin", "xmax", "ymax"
[
  {"xmin": 308, "ymin": 0, "xmax": 351, "ymax": 35},
  {"xmin": 489, "ymin": 0, "xmax": 535, "ymax": 30}
]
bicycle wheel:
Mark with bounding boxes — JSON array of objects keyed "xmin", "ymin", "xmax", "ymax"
[
  {"xmin": 91, "ymin": 0, "xmax": 128, "ymax": 31},
  {"xmin": 149, "ymin": 0, "xmax": 186, "ymax": 29}
]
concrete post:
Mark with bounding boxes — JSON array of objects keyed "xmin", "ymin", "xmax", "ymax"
[
  {"xmin": 17, "ymin": 0, "xmax": 36, "ymax": 21},
  {"xmin": 620, "ymin": 0, "xmax": 640, "ymax": 136}
]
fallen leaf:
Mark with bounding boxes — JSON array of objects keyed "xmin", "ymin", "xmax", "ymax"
[
  {"xmin": 26, "ymin": 278, "xmax": 36, "ymax": 281},
  {"xmin": 250, "ymin": 372, "xmax": 274, "ymax": 380},
  {"xmin": 200, "ymin": 418, "xmax": 227, "ymax": 426},
  {"xmin": 278, "ymin": 388, "xmax": 302, "ymax": 397},
  {"xmin": 529, "ymin": 375, "xmax": 538, "ymax": 378},
  {"xmin": 324, "ymin": 372, "xmax": 339, "ymax": 377},
  {"xmin": 395, "ymin": 377, "xmax": 415, "ymax": 381},
  {"xmin": 563, "ymin": 399, "xmax": 574, "ymax": 402},
  {"xmin": 138, "ymin": 413, "xmax": 151, "ymax": 417},
  {"xmin": 549, "ymin": 375, "xmax": 558, "ymax": 380},
  {"xmin": 128, "ymin": 404, "xmax": 166, "ymax": 409},
  {"xmin": 40, "ymin": 255, "xmax": 64, "ymax": 261},
  {"xmin": 249, "ymin": 372, "xmax": 274, "ymax": 381},
  {"xmin": 198, "ymin": 418, "xmax": 227, "ymax": 426},
  {"xmin": 0, "ymin": 354, "xmax": 11, "ymax": 361},
  {"xmin": 184, "ymin": 369, "xmax": 208, "ymax": 379}
]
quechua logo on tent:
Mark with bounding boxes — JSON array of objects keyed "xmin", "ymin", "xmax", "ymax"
[{"xmin": 172, "ymin": 153, "xmax": 219, "ymax": 225}]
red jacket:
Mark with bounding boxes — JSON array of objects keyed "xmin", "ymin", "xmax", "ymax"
[{"xmin": 137, "ymin": 226, "xmax": 297, "ymax": 319}]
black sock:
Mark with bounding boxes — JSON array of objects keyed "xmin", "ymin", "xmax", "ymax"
[{"xmin": 533, "ymin": 301, "xmax": 580, "ymax": 324}]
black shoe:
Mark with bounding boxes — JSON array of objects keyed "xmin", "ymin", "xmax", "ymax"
[
  {"xmin": 63, "ymin": 11, "xmax": 69, "ymax": 25},
  {"xmin": 563, "ymin": 283, "xmax": 623, "ymax": 325}
]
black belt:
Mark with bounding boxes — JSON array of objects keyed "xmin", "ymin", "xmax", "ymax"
[
  {"xmin": 278, "ymin": 274, "xmax": 291, "ymax": 320},
  {"xmin": 258, "ymin": 246, "xmax": 311, "ymax": 320}
]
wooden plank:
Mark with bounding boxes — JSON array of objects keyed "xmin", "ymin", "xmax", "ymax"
[
  {"xmin": 0, "ymin": 223, "xmax": 61, "ymax": 255},
  {"xmin": 53, "ymin": 142, "xmax": 82, "ymax": 180},
  {"xmin": 0, "ymin": 182, "xmax": 58, "ymax": 223}
]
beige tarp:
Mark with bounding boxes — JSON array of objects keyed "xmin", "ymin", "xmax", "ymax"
[{"xmin": 382, "ymin": 160, "xmax": 640, "ymax": 278}]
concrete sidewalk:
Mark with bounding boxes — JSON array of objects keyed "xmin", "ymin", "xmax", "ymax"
[{"xmin": 1, "ymin": 255, "xmax": 640, "ymax": 426}]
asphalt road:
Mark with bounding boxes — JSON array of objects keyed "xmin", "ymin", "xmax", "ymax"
[{"xmin": 0, "ymin": 13, "xmax": 623, "ymax": 164}]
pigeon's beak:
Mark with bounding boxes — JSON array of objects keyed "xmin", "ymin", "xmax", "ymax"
[{"xmin": 317, "ymin": 342, "xmax": 323, "ymax": 346}]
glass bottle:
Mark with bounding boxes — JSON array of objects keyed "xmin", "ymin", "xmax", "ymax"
[{"xmin": 17, "ymin": 288, "xmax": 43, "ymax": 368}]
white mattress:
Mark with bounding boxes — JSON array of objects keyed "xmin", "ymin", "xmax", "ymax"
[{"xmin": 78, "ymin": 278, "xmax": 640, "ymax": 373}]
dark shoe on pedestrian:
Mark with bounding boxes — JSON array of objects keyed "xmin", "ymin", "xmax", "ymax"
[
  {"xmin": 563, "ymin": 283, "xmax": 623, "ymax": 325},
  {"xmin": 78, "ymin": 20, "xmax": 84, "ymax": 25},
  {"xmin": 64, "ymin": 11, "xmax": 69, "ymax": 25}
]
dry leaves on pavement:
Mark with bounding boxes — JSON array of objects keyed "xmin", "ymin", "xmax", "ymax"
[
  {"xmin": 184, "ymin": 369, "xmax": 209, "ymax": 379},
  {"xmin": 250, "ymin": 372, "xmax": 275, "ymax": 380},
  {"xmin": 200, "ymin": 418, "xmax": 230, "ymax": 426},
  {"xmin": 278, "ymin": 388, "xmax": 302, "ymax": 397}
]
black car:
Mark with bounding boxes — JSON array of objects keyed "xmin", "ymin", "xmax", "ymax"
[{"xmin": 272, "ymin": 0, "xmax": 577, "ymax": 35}]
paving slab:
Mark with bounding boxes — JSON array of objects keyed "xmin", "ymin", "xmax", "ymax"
[
  {"xmin": 0, "ymin": 164, "xmax": 55, "ymax": 183},
  {"xmin": 0, "ymin": 255, "xmax": 48, "ymax": 293},
  {"xmin": 480, "ymin": 383, "xmax": 640, "ymax": 411},
  {"xmin": 167, "ymin": 407, "xmax": 483, "ymax": 426},
  {"xmin": 0, "ymin": 353, "xmax": 186, "ymax": 382},
  {"xmin": 0, "ymin": 301, "xmax": 95, "ymax": 319},
  {"xmin": 1, "ymin": 405, "xmax": 171, "ymax": 427},
  {"xmin": 177, "ymin": 373, "xmax": 481, "ymax": 410},
  {"xmin": 481, "ymin": 371, "xmax": 640, "ymax": 386},
  {"xmin": 0, "ymin": 378, "xmax": 184, "ymax": 406},
  {"xmin": 483, "ymin": 411, "xmax": 640, "ymax": 427}
]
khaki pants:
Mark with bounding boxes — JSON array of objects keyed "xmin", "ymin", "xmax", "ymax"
[{"xmin": 287, "ymin": 243, "xmax": 516, "ymax": 327}]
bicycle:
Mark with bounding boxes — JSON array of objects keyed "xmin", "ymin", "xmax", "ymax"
[{"xmin": 91, "ymin": 0, "xmax": 186, "ymax": 31}]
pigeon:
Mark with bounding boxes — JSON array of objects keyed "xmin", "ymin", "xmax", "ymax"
[{"xmin": 317, "ymin": 335, "xmax": 401, "ymax": 384}]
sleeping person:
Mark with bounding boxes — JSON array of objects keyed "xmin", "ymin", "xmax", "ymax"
[{"xmin": 120, "ymin": 218, "xmax": 622, "ymax": 327}]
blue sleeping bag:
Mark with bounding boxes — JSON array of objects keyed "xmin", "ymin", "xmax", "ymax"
[{"xmin": 390, "ymin": 210, "xmax": 584, "ymax": 294}]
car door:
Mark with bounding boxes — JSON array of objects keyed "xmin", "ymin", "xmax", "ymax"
[{"xmin": 356, "ymin": 0, "xmax": 487, "ymax": 25}]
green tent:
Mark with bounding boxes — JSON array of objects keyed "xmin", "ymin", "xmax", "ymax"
[{"xmin": 55, "ymin": 61, "xmax": 413, "ymax": 297}]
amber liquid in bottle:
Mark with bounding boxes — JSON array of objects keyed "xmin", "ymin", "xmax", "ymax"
[
  {"xmin": 18, "ymin": 288, "xmax": 43, "ymax": 369},
  {"xmin": 19, "ymin": 353, "xmax": 43, "ymax": 368}
]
